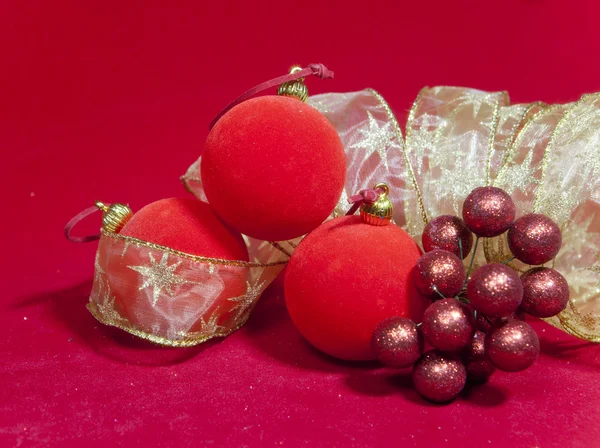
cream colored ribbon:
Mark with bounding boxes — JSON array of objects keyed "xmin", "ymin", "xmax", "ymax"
[{"xmin": 90, "ymin": 87, "xmax": 600, "ymax": 345}]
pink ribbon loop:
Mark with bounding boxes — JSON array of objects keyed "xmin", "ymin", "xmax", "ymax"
[
  {"xmin": 209, "ymin": 63, "xmax": 334, "ymax": 130},
  {"xmin": 307, "ymin": 63, "xmax": 334, "ymax": 80},
  {"xmin": 346, "ymin": 187, "xmax": 384, "ymax": 216},
  {"xmin": 64, "ymin": 205, "xmax": 103, "ymax": 243}
]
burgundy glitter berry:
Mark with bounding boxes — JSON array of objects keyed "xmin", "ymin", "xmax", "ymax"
[
  {"xmin": 462, "ymin": 187, "xmax": 516, "ymax": 237},
  {"xmin": 422, "ymin": 215, "xmax": 474, "ymax": 259},
  {"xmin": 463, "ymin": 331, "xmax": 496, "ymax": 383},
  {"xmin": 521, "ymin": 267, "xmax": 570, "ymax": 318},
  {"xmin": 371, "ymin": 317, "xmax": 423, "ymax": 368},
  {"xmin": 475, "ymin": 313, "xmax": 494, "ymax": 333},
  {"xmin": 485, "ymin": 320, "xmax": 540, "ymax": 372},
  {"xmin": 413, "ymin": 250, "xmax": 466, "ymax": 300},
  {"xmin": 508, "ymin": 214, "xmax": 562, "ymax": 265},
  {"xmin": 422, "ymin": 299, "xmax": 475, "ymax": 352},
  {"xmin": 467, "ymin": 263, "xmax": 523, "ymax": 317},
  {"xmin": 412, "ymin": 350, "xmax": 467, "ymax": 403}
]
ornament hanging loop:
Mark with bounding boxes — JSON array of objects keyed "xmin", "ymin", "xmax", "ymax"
[
  {"xmin": 373, "ymin": 182, "xmax": 389, "ymax": 197},
  {"xmin": 95, "ymin": 201, "xmax": 109, "ymax": 212},
  {"xmin": 210, "ymin": 63, "xmax": 334, "ymax": 129},
  {"xmin": 64, "ymin": 201, "xmax": 133, "ymax": 243}
]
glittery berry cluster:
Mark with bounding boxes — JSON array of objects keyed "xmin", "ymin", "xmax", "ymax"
[{"xmin": 371, "ymin": 186, "xmax": 568, "ymax": 403}]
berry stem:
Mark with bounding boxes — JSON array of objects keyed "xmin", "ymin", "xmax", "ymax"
[
  {"xmin": 502, "ymin": 256, "xmax": 515, "ymax": 265},
  {"xmin": 465, "ymin": 236, "xmax": 479, "ymax": 286},
  {"xmin": 473, "ymin": 310, "xmax": 493, "ymax": 327},
  {"xmin": 432, "ymin": 285, "xmax": 446, "ymax": 300},
  {"xmin": 458, "ymin": 239, "xmax": 464, "ymax": 260}
]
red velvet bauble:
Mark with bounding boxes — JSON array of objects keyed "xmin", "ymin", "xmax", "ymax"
[
  {"xmin": 115, "ymin": 198, "xmax": 251, "ymax": 335},
  {"xmin": 201, "ymin": 96, "xmax": 346, "ymax": 241},
  {"xmin": 121, "ymin": 197, "xmax": 249, "ymax": 260},
  {"xmin": 284, "ymin": 216, "xmax": 429, "ymax": 361}
]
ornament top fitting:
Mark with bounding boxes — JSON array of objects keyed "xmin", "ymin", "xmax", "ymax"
[
  {"xmin": 277, "ymin": 66, "xmax": 309, "ymax": 102},
  {"xmin": 360, "ymin": 183, "xmax": 393, "ymax": 226},
  {"xmin": 94, "ymin": 201, "xmax": 133, "ymax": 234}
]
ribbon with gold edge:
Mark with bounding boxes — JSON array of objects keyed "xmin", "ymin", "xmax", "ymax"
[
  {"xmin": 186, "ymin": 87, "xmax": 600, "ymax": 343},
  {"xmin": 88, "ymin": 230, "xmax": 286, "ymax": 346},
  {"xmin": 66, "ymin": 200, "xmax": 287, "ymax": 346},
  {"xmin": 69, "ymin": 84, "xmax": 600, "ymax": 346}
]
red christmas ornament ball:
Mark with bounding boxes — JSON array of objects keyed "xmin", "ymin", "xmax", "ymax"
[
  {"xmin": 422, "ymin": 298, "xmax": 475, "ymax": 352},
  {"xmin": 284, "ymin": 216, "xmax": 430, "ymax": 361},
  {"xmin": 422, "ymin": 215, "xmax": 474, "ymax": 259},
  {"xmin": 462, "ymin": 186, "xmax": 516, "ymax": 237},
  {"xmin": 201, "ymin": 96, "xmax": 347, "ymax": 241},
  {"xmin": 521, "ymin": 267, "xmax": 570, "ymax": 318},
  {"xmin": 508, "ymin": 214, "xmax": 562, "ymax": 265},
  {"xmin": 464, "ymin": 331, "xmax": 496, "ymax": 383},
  {"xmin": 485, "ymin": 319, "xmax": 540, "ymax": 372},
  {"xmin": 467, "ymin": 263, "xmax": 523, "ymax": 317},
  {"xmin": 121, "ymin": 197, "xmax": 249, "ymax": 260},
  {"xmin": 413, "ymin": 250, "xmax": 466, "ymax": 300},
  {"xmin": 117, "ymin": 197, "xmax": 250, "ymax": 332},
  {"xmin": 372, "ymin": 317, "xmax": 423, "ymax": 368},
  {"xmin": 412, "ymin": 350, "xmax": 467, "ymax": 403}
]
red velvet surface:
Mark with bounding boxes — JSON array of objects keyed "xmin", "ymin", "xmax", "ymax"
[
  {"xmin": 202, "ymin": 96, "xmax": 346, "ymax": 241},
  {"xmin": 285, "ymin": 216, "xmax": 428, "ymax": 361},
  {"xmin": 121, "ymin": 197, "xmax": 249, "ymax": 260},
  {"xmin": 3, "ymin": 1, "xmax": 600, "ymax": 446}
]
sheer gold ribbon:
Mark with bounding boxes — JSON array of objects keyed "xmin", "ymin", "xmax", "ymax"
[
  {"xmin": 88, "ymin": 230, "xmax": 286, "ymax": 346},
  {"xmin": 402, "ymin": 88, "xmax": 600, "ymax": 342},
  {"xmin": 312, "ymin": 87, "xmax": 600, "ymax": 342},
  {"xmin": 89, "ymin": 87, "xmax": 600, "ymax": 345}
]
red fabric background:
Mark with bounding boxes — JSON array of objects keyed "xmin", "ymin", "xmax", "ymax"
[{"xmin": 2, "ymin": 1, "xmax": 600, "ymax": 446}]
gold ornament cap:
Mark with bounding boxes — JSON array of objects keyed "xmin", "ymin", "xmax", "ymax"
[
  {"xmin": 277, "ymin": 66, "xmax": 308, "ymax": 102},
  {"xmin": 360, "ymin": 183, "xmax": 393, "ymax": 226},
  {"xmin": 95, "ymin": 201, "xmax": 133, "ymax": 234}
]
